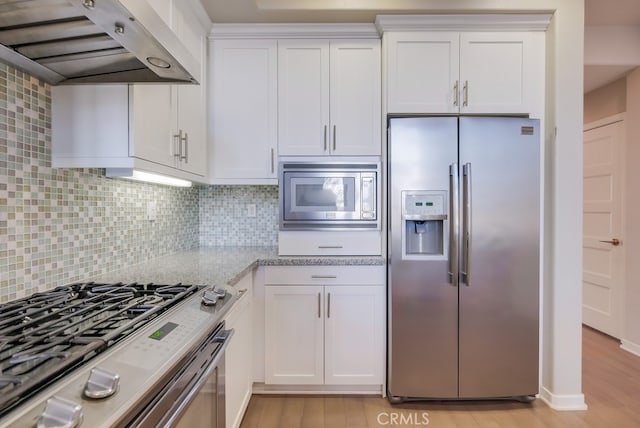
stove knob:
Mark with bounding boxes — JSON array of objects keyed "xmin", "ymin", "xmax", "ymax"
[
  {"xmin": 37, "ymin": 396, "xmax": 83, "ymax": 428},
  {"xmin": 202, "ymin": 289, "xmax": 219, "ymax": 306},
  {"xmin": 84, "ymin": 367, "xmax": 120, "ymax": 399}
]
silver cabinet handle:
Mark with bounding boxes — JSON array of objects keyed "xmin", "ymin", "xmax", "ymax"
[
  {"xmin": 463, "ymin": 80, "xmax": 468, "ymax": 107},
  {"xmin": 333, "ymin": 125, "xmax": 336, "ymax": 151},
  {"xmin": 453, "ymin": 80, "xmax": 459, "ymax": 106},
  {"xmin": 311, "ymin": 275, "xmax": 337, "ymax": 279},
  {"xmin": 318, "ymin": 245, "xmax": 343, "ymax": 249},
  {"xmin": 327, "ymin": 292, "xmax": 331, "ymax": 318},
  {"xmin": 271, "ymin": 148, "xmax": 275, "ymax": 174},
  {"xmin": 462, "ymin": 163, "xmax": 472, "ymax": 286},
  {"xmin": 317, "ymin": 292, "xmax": 321, "ymax": 318},
  {"xmin": 181, "ymin": 131, "xmax": 188, "ymax": 162},
  {"xmin": 173, "ymin": 131, "xmax": 182, "ymax": 159},
  {"xmin": 324, "ymin": 125, "xmax": 328, "ymax": 151},
  {"xmin": 449, "ymin": 163, "xmax": 459, "ymax": 285}
]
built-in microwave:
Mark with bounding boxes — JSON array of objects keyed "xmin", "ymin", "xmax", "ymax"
[{"xmin": 279, "ymin": 160, "xmax": 380, "ymax": 230}]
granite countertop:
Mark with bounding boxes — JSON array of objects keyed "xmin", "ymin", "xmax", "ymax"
[{"xmin": 91, "ymin": 247, "xmax": 384, "ymax": 289}]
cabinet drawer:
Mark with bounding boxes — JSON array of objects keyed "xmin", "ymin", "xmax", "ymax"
[
  {"xmin": 264, "ymin": 265, "xmax": 384, "ymax": 285},
  {"xmin": 278, "ymin": 231, "xmax": 382, "ymax": 256}
]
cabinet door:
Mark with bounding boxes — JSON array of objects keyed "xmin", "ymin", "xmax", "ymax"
[
  {"xmin": 329, "ymin": 40, "xmax": 381, "ymax": 155},
  {"xmin": 386, "ymin": 32, "xmax": 459, "ymax": 114},
  {"xmin": 278, "ymin": 40, "xmax": 330, "ymax": 156},
  {"xmin": 130, "ymin": 85, "xmax": 177, "ymax": 168},
  {"xmin": 265, "ymin": 285, "xmax": 324, "ymax": 384},
  {"xmin": 211, "ymin": 40, "xmax": 277, "ymax": 180},
  {"xmin": 225, "ymin": 280, "xmax": 253, "ymax": 428},
  {"xmin": 174, "ymin": 5, "xmax": 206, "ymax": 177},
  {"xmin": 460, "ymin": 32, "xmax": 533, "ymax": 114},
  {"xmin": 176, "ymin": 84, "xmax": 206, "ymax": 176},
  {"xmin": 324, "ymin": 285, "xmax": 385, "ymax": 385}
]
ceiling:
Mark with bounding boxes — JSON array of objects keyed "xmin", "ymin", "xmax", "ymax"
[{"xmin": 201, "ymin": 0, "xmax": 640, "ymax": 93}]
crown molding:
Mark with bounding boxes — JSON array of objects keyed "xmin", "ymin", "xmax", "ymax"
[
  {"xmin": 209, "ymin": 23, "xmax": 379, "ymax": 40},
  {"xmin": 375, "ymin": 14, "xmax": 553, "ymax": 34}
]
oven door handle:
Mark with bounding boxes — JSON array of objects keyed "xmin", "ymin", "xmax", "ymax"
[{"xmin": 159, "ymin": 329, "xmax": 234, "ymax": 427}]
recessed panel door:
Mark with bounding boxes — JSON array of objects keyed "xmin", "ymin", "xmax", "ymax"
[{"xmin": 583, "ymin": 119, "xmax": 625, "ymax": 338}]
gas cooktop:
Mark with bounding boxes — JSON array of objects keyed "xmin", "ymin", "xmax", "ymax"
[{"xmin": 0, "ymin": 282, "xmax": 203, "ymax": 417}]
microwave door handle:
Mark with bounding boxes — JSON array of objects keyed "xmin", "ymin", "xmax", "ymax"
[{"xmin": 361, "ymin": 176, "xmax": 374, "ymax": 218}]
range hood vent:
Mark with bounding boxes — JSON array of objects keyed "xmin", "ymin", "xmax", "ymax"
[{"xmin": 0, "ymin": 0, "xmax": 200, "ymax": 84}]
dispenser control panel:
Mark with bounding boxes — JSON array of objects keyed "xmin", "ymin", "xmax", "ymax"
[{"xmin": 404, "ymin": 193, "xmax": 445, "ymax": 217}]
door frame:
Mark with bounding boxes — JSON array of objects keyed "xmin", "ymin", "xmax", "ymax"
[{"xmin": 583, "ymin": 112, "xmax": 626, "ymax": 340}]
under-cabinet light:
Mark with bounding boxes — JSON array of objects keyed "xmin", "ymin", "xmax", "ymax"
[{"xmin": 106, "ymin": 168, "xmax": 192, "ymax": 187}]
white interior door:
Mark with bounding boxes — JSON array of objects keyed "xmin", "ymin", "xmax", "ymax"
[{"xmin": 583, "ymin": 117, "xmax": 625, "ymax": 338}]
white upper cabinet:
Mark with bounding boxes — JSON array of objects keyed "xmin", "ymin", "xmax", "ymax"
[
  {"xmin": 386, "ymin": 31, "xmax": 543, "ymax": 115},
  {"xmin": 132, "ymin": 0, "xmax": 207, "ymax": 177},
  {"xmin": 278, "ymin": 39, "xmax": 381, "ymax": 156},
  {"xmin": 51, "ymin": 0, "xmax": 209, "ymax": 182},
  {"xmin": 210, "ymin": 39, "xmax": 278, "ymax": 183},
  {"xmin": 386, "ymin": 32, "xmax": 459, "ymax": 114},
  {"xmin": 458, "ymin": 33, "xmax": 536, "ymax": 114},
  {"xmin": 330, "ymin": 41, "xmax": 382, "ymax": 156},
  {"xmin": 278, "ymin": 40, "xmax": 330, "ymax": 156}
]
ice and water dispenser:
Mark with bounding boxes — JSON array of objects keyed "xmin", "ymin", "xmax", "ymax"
[{"xmin": 401, "ymin": 191, "xmax": 448, "ymax": 260}]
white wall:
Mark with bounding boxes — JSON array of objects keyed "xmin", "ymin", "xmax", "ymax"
[{"xmin": 621, "ymin": 68, "xmax": 640, "ymax": 355}]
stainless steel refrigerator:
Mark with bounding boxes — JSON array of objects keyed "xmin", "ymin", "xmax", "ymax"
[{"xmin": 387, "ymin": 116, "xmax": 540, "ymax": 402}]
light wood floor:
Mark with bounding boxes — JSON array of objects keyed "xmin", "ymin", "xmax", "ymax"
[{"xmin": 240, "ymin": 326, "xmax": 640, "ymax": 428}]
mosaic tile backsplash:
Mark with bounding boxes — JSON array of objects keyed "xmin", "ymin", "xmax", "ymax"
[
  {"xmin": 199, "ymin": 185, "xmax": 278, "ymax": 247},
  {"xmin": 0, "ymin": 64, "xmax": 200, "ymax": 303}
]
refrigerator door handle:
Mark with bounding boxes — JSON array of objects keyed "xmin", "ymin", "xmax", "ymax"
[
  {"xmin": 462, "ymin": 163, "xmax": 472, "ymax": 286},
  {"xmin": 449, "ymin": 163, "xmax": 459, "ymax": 285}
]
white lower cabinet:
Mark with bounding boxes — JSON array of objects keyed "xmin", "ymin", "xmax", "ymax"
[
  {"xmin": 264, "ymin": 266, "xmax": 385, "ymax": 386},
  {"xmin": 265, "ymin": 285, "xmax": 325, "ymax": 384},
  {"xmin": 224, "ymin": 274, "xmax": 253, "ymax": 428}
]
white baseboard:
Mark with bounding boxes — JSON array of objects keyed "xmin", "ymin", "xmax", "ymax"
[
  {"xmin": 620, "ymin": 339, "xmax": 640, "ymax": 357},
  {"xmin": 253, "ymin": 383, "xmax": 383, "ymax": 395},
  {"xmin": 539, "ymin": 387, "xmax": 588, "ymax": 410}
]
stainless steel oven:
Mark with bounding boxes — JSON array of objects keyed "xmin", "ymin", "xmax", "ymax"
[
  {"xmin": 129, "ymin": 324, "xmax": 233, "ymax": 428},
  {"xmin": 279, "ymin": 161, "xmax": 380, "ymax": 230},
  {"xmin": 0, "ymin": 283, "xmax": 236, "ymax": 428}
]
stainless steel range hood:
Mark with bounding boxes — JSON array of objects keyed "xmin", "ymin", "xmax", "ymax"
[{"xmin": 0, "ymin": 0, "xmax": 200, "ymax": 84}]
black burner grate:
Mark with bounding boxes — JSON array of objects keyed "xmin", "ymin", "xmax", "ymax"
[{"xmin": 0, "ymin": 282, "xmax": 201, "ymax": 416}]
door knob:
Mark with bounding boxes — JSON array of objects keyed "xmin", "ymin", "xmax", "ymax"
[{"xmin": 599, "ymin": 238, "xmax": 621, "ymax": 246}]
